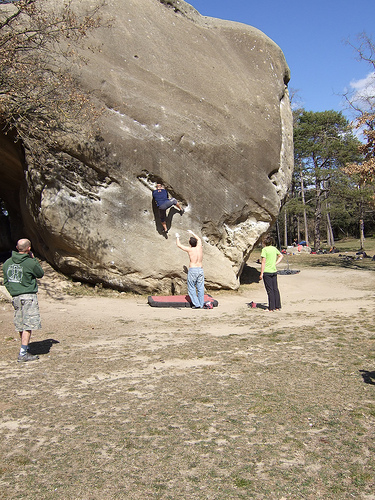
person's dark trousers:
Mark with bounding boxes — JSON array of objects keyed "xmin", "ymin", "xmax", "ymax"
[{"xmin": 263, "ymin": 272, "xmax": 281, "ymax": 310}]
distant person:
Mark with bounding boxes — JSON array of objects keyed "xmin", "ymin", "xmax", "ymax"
[
  {"xmin": 259, "ymin": 235, "xmax": 283, "ymax": 311},
  {"xmin": 2, "ymin": 238, "xmax": 44, "ymax": 362},
  {"xmin": 329, "ymin": 246, "xmax": 339, "ymax": 253},
  {"xmin": 176, "ymin": 230, "xmax": 204, "ymax": 309},
  {"xmin": 152, "ymin": 183, "xmax": 184, "ymax": 233}
]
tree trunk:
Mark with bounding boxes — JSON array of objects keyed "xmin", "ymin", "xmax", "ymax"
[
  {"xmin": 297, "ymin": 217, "xmax": 301, "ymax": 243},
  {"xmin": 300, "ymin": 170, "xmax": 309, "ymax": 246},
  {"xmin": 325, "ymin": 196, "xmax": 334, "ymax": 247},
  {"xmin": 284, "ymin": 210, "xmax": 288, "ymax": 247},
  {"xmin": 359, "ymin": 187, "xmax": 366, "ymax": 249},
  {"xmin": 359, "ymin": 218, "xmax": 365, "ymax": 249},
  {"xmin": 276, "ymin": 220, "xmax": 281, "ymax": 249},
  {"xmin": 314, "ymin": 184, "xmax": 322, "ymax": 251},
  {"xmin": 326, "ymin": 212, "xmax": 334, "ymax": 247},
  {"xmin": 303, "ymin": 209, "xmax": 309, "ymax": 246}
]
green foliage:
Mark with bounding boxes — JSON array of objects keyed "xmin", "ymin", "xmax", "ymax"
[
  {"xmin": 294, "ymin": 110, "xmax": 361, "ymax": 174},
  {"xmin": 280, "ymin": 109, "xmax": 368, "ymax": 248}
]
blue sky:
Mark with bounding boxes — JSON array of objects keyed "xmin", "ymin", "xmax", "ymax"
[{"xmin": 187, "ymin": 0, "xmax": 375, "ymax": 118}]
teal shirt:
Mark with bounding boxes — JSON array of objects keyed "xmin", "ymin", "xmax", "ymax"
[
  {"xmin": 261, "ymin": 245, "xmax": 281, "ymax": 273},
  {"xmin": 3, "ymin": 251, "xmax": 44, "ymax": 297}
]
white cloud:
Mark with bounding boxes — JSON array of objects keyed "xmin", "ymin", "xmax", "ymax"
[{"xmin": 350, "ymin": 71, "xmax": 375, "ymax": 109}]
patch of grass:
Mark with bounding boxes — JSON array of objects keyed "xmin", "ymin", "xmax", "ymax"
[
  {"xmin": 192, "ymin": 397, "xmax": 212, "ymax": 404},
  {"xmin": 10, "ymin": 455, "xmax": 33, "ymax": 466},
  {"xmin": 146, "ymin": 427, "xmax": 165, "ymax": 436},
  {"xmin": 187, "ymin": 475, "xmax": 200, "ymax": 483},
  {"xmin": 265, "ymin": 330, "xmax": 295, "ymax": 343},
  {"xmin": 365, "ymin": 404, "xmax": 375, "ymax": 417},
  {"xmin": 233, "ymin": 476, "xmax": 253, "ymax": 488},
  {"xmin": 152, "ymin": 481, "xmax": 168, "ymax": 491}
]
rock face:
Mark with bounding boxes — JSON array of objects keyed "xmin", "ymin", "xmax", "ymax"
[{"xmin": 0, "ymin": 0, "xmax": 293, "ymax": 293}]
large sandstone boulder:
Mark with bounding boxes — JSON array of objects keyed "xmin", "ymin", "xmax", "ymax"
[{"xmin": 0, "ymin": 0, "xmax": 293, "ymax": 293}]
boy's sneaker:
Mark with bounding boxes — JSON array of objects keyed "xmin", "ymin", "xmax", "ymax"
[{"xmin": 17, "ymin": 352, "xmax": 39, "ymax": 362}]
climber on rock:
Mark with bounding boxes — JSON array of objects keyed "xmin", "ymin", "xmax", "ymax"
[{"xmin": 152, "ymin": 182, "xmax": 184, "ymax": 233}]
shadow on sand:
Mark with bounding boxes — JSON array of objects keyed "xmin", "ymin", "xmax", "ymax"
[
  {"xmin": 359, "ymin": 370, "xmax": 375, "ymax": 385},
  {"xmin": 28, "ymin": 338, "xmax": 60, "ymax": 356}
]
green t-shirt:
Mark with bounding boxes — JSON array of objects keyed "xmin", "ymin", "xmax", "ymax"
[{"xmin": 261, "ymin": 245, "xmax": 281, "ymax": 273}]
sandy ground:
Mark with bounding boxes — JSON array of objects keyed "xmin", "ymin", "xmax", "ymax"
[
  {"xmin": 2, "ymin": 263, "xmax": 372, "ymax": 338},
  {"xmin": 1, "ymin": 262, "xmax": 375, "ymax": 499},
  {"xmin": 0, "ymin": 261, "xmax": 374, "ymax": 361}
]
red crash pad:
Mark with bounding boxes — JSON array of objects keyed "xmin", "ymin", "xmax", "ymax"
[{"xmin": 147, "ymin": 294, "xmax": 218, "ymax": 308}]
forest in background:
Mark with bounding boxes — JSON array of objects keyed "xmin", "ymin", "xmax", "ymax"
[{"xmin": 278, "ymin": 34, "xmax": 375, "ymax": 251}]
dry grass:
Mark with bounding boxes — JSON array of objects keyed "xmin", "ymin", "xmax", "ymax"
[
  {"xmin": 0, "ymin": 240, "xmax": 375, "ymax": 499},
  {"xmin": 1, "ymin": 308, "xmax": 375, "ymax": 499}
]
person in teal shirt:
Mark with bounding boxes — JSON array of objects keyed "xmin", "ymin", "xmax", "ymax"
[{"xmin": 259, "ymin": 235, "xmax": 283, "ymax": 311}]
